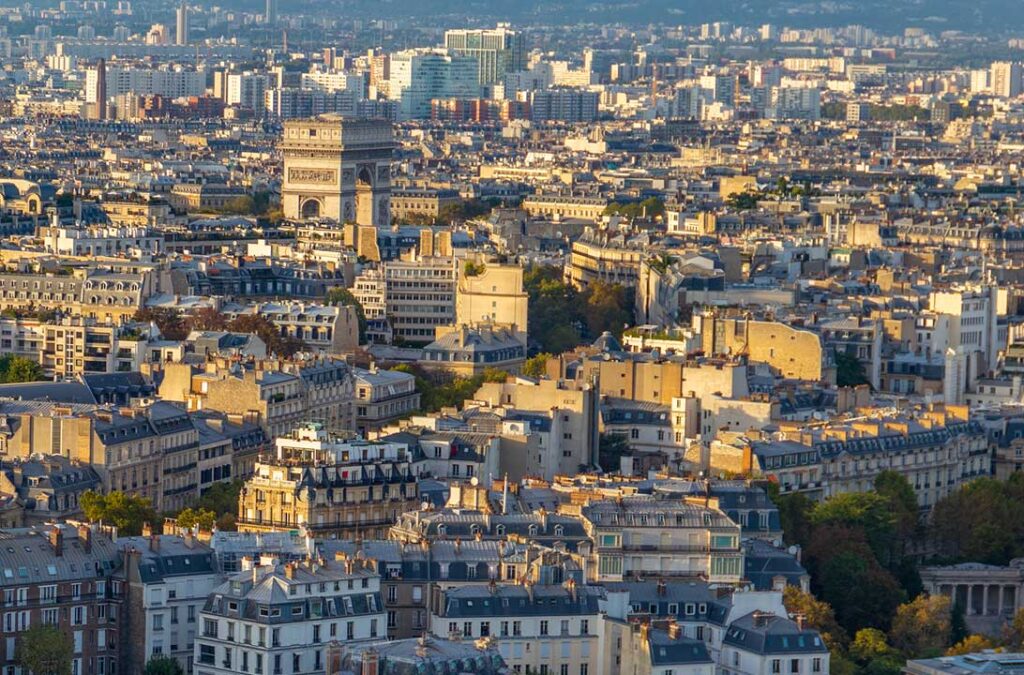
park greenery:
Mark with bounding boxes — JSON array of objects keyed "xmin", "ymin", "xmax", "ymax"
[
  {"xmin": 821, "ymin": 101, "xmax": 930, "ymax": 121},
  {"xmin": 772, "ymin": 470, "xmax": 1024, "ymax": 675},
  {"xmin": 396, "ymin": 198, "xmax": 497, "ymax": 226},
  {"xmin": 602, "ymin": 197, "xmax": 666, "ymax": 221},
  {"xmin": 391, "ymin": 363, "xmax": 509, "ymax": 413},
  {"xmin": 524, "ymin": 265, "xmax": 634, "ymax": 354}
]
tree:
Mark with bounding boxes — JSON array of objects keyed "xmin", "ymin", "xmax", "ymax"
[
  {"xmin": 463, "ymin": 261, "xmax": 486, "ymax": 277},
  {"xmin": 782, "ymin": 586, "xmax": 848, "ymax": 651},
  {"xmin": 186, "ymin": 307, "xmax": 228, "ymax": 332},
  {"xmin": 522, "ymin": 353, "xmax": 553, "ymax": 379},
  {"xmin": 228, "ymin": 314, "xmax": 305, "ymax": 357},
  {"xmin": 848, "ymin": 629, "xmax": 904, "ymax": 675},
  {"xmin": 950, "ymin": 602, "xmax": 968, "ymax": 646},
  {"xmin": 143, "ymin": 656, "xmax": 184, "ymax": 675},
  {"xmin": 80, "ymin": 491, "xmax": 157, "ymax": 536},
  {"xmin": 1007, "ymin": 607, "xmax": 1024, "ymax": 649},
  {"xmin": 324, "ymin": 288, "xmax": 367, "ymax": 344},
  {"xmin": 197, "ymin": 479, "xmax": 244, "ymax": 517},
  {"xmin": 134, "ymin": 307, "xmax": 189, "ymax": 341},
  {"xmin": 888, "ymin": 594, "xmax": 951, "ymax": 658},
  {"xmin": 176, "ymin": 507, "xmax": 217, "ymax": 531},
  {"xmin": 579, "ymin": 281, "xmax": 634, "ymax": 339},
  {"xmin": 726, "ymin": 191, "xmax": 760, "ymax": 210},
  {"xmin": 873, "ymin": 470, "xmax": 922, "ymax": 593},
  {"xmin": 0, "ymin": 355, "xmax": 44, "ymax": 384},
  {"xmin": 481, "ymin": 368, "xmax": 510, "ymax": 384},
  {"xmin": 810, "ymin": 492, "xmax": 896, "ymax": 566},
  {"xmin": 17, "ymin": 625, "xmax": 73, "ymax": 675},
  {"xmin": 946, "ymin": 635, "xmax": 994, "ymax": 656},
  {"xmin": 214, "ymin": 196, "xmax": 257, "ymax": 215},
  {"xmin": 805, "ymin": 525, "xmax": 904, "ymax": 632},
  {"xmin": 768, "ymin": 485, "xmax": 814, "ymax": 548},
  {"xmin": 835, "ymin": 350, "xmax": 869, "ymax": 388},
  {"xmin": 525, "ymin": 265, "xmax": 582, "ymax": 353},
  {"xmin": 599, "ymin": 433, "xmax": 631, "ymax": 472},
  {"xmin": 931, "ymin": 477, "xmax": 1024, "ymax": 564}
]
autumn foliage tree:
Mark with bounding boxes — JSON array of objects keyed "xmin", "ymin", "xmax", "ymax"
[
  {"xmin": 782, "ymin": 586, "xmax": 848, "ymax": 651},
  {"xmin": 888, "ymin": 594, "xmax": 951, "ymax": 658}
]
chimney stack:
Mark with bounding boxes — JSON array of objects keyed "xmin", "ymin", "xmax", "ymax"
[
  {"xmin": 149, "ymin": 534, "xmax": 160, "ymax": 553},
  {"xmin": 794, "ymin": 614, "xmax": 806, "ymax": 631},
  {"xmin": 76, "ymin": 524, "xmax": 92, "ymax": 554},
  {"xmin": 284, "ymin": 563, "xmax": 295, "ymax": 579},
  {"xmin": 667, "ymin": 621, "xmax": 681, "ymax": 640},
  {"xmin": 49, "ymin": 527, "xmax": 63, "ymax": 557},
  {"xmin": 656, "ymin": 579, "xmax": 667, "ymax": 596},
  {"xmin": 142, "ymin": 522, "xmax": 153, "ymax": 537},
  {"xmin": 361, "ymin": 649, "xmax": 379, "ymax": 675}
]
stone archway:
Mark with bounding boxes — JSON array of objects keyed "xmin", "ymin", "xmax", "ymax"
[{"xmin": 301, "ymin": 198, "xmax": 322, "ymax": 219}]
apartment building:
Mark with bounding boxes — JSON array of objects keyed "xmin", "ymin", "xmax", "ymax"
[
  {"xmin": 352, "ymin": 257, "xmax": 458, "ymax": 344},
  {"xmin": 471, "ymin": 378, "xmax": 600, "ymax": 478},
  {"xmin": 0, "ymin": 269, "xmax": 150, "ymax": 323},
  {"xmin": 0, "ymin": 525, "xmax": 122, "ymax": 675},
  {"xmin": 429, "ymin": 583, "xmax": 603, "ymax": 675},
  {"xmin": 455, "ymin": 263, "xmax": 529, "ymax": 337},
  {"xmin": 223, "ymin": 302, "xmax": 359, "ymax": 355},
  {"xmin": 352, "ymin": 366, "xmax": 420, "ymax": 435},
  {"xmin": 579, "ymin": 497, "xmax": 743, "ymax": 583},
  {"xmin": 236, "ymin": 423, "xmax": 419, "ymax": 539},
  {"xmin": 194, "ymin": 556, "xmax": 385, "ymax": 675},
  {"xmin": 159, "ymin": 357, "xmax": 355, "ymax": 439},
  {"xmin": 0, "ymin": 315, "xmax": 157, "ymax": 379},
  {"xmin": 756, "ymin": 405, "xmax": 990, "ymax": 507},
  {"xmin": 119, "ymin": 534, "xmax": 220, "ymax": 675}
]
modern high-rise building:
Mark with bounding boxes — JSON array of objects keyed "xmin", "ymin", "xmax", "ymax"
[
  {"xmin": 85, "ymin": 66, "xmax": 206, "ymax": 105},
  {"xmin": 265, "ymin": 0, "xmax": 277, "ymax": 24},
  {"xmin": 95, "ymin": 57, "xmax": 107, "ymax": 120},
  {"xmin": 387, "ymin": 49, "xmax": 479, "ymax": 120},
  {"xmin": 990, "ymin": 61, "xmax": 1023, "ymax": 98},
  {"xmin": 765, "ymin": 85, "xmax": 821, "ymax": 120},
  {"xmin": 443, "ymin": 24, "xmax": 525, "ymax": 86},
  {"xmin": 175, "ymin": 1, "xmax": 188, "ymax": 45},
  {"xmin": 225, "ymin": 72, "xmax": 270, "ymax": 114}
]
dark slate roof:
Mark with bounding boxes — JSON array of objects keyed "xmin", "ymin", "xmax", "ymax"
[
  {"xmin": 116, "ymin": 535, "xmax": 217, "ymax": 582},
  {"xmin": 648, "ymin": 630, "xmax": 714, "ymax": 666},
  {"xmin": 441, "ymin": 584, "xmax": 603, "ymax": 618},
  {"xmin": 600, "ymin": 398, "xmax": 671, "ymax": 427},
  {"xmin": 723, "ymin": 612, "xmax": 828, "ymax": 655},
  {"xmin": 601, "ymin": 581, "xmax": 731, "ymax": 625},
  {"xmin": 742, "ymin": 540, "xmax": 808, "ymax": 592},
  {"xmin": 0, "ymin": 381, "xmax": 96, "ymax": 404}
]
